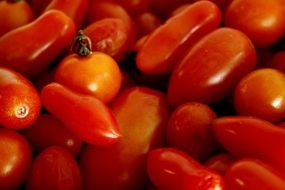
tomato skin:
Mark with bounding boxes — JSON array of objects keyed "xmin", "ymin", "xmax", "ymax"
[
  {"xmin": 0, "ymin": 0, "xmax": 34, "ymax": 37},
  {"xmin": 0, "ymin": 10, "xmax": 76, "ymax": 78},
  {"xmin": 26, "ymin": 146, "xmax": 82, "ymax": 190},
  {"xmin": 44, "ymin": 0, "xmax": 88, "ymax": 27},
  {"xmin": 83, "ymin": 18, "xmax": 135, "ymax": 62},
  {"xmin": 213, "ymin": 116, "xmax": 285, "ymax": 170},
  {"xmin": 21, "ymin": 113, "xmax": 83, "ymax": 157},
  {"xmin": 55, "ymin": 51, "xmax": 122, "ymax": 104},
  {"xmin": 234, "ymin": 68, "xmax": 285, "ymax": 123},
  {"xmin": 136, "ymin": 1, "xmax": 222, "ymax": 74},
  {"xmin": 168, "ymin": 27, "xmax": 257, "ymax": 107},
  {"xmin": 225, "ymin": 158, "xmax": 285, "ymax": 190},
  {"xmin": 41, "ymin": 82, "xmax": 120, "ymax": 146},
  {"xmin": 0, "ymin": 67, "xmax": 41, "ymax": 129},
  {"xmin": 0, "ymin": 128, "xmax": 32, "ymax": 190},
  {"xmin": 147, "ymin": 148, "xmax": 225, "ymax": 190},
  {"xmin": 166, "ymin": 102, "xmax": 218, "ymax": 162},
  {"xmin": 225, "ymin": 0, "xmax": 285, "ymax": 48},
  {"xmin": 79, "ymin": 86, "xmax": 170, "ymax": 190},
  {"xmin": 134, "ymin": 12, "xmax": 162, "ymax": 38},
  {"xmin": 117, "ymin": 0, "xmax": 151, "ymax": 17},
  {"xmin": 204, "ymin": 153, "xmax": 236, "ymax": 175}
]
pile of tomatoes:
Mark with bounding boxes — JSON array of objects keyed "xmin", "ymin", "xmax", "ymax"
[{"xmin": 1, "ymin": 0, "xmax": 285, "ymax": 189}]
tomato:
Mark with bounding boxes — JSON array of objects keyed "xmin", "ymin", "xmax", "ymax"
[
  {"xmin": 134, "ymin": 12, "xmax": 162, "ymax": 38},
  {"xmin": 213, "ymin": 116, "xmax": 285, "ymax": 170},
  {"xmin": 79, "ymin": 86, "xmax": 170, "ymax": 190},
  {"xmin": 150, "ymin": 0, "xmax": 189, "ymax": 19},
  {"xmin": 21, "ymin": 113, "xmax": 83, "ymax": 157},
  {"xmin": 0, "ymin": 67, "xmax": 41, "ymax": 129},
  {"xmin": 147, "ymin": 147, "xmax": 225, "ymax": 190},
  {"xmin": 117, "ymin": 0, "xmax": 151, "ymax": 17},
  {"xmin": 136, "ymin": 1, "xmax": 221, "ymax": 74},
  {"xmin": 168, "ymin": 27, "xmax": 257, "ymax": 107},
  {"xmin": 26, "ymin": 146, "xmax": 82, "ymax": 190},
  {"xmin": 44, "ymin": 0, "xmax": 88, "ymax": 27},
  {"xmin": 0, "ymin": 0, "xmax": 34, "ymax": 37},
  {"xmin": 166, "ymin": 102, "xmax": 218, "ymax": 162},
  {"xmin": 225, "ymin": 158, "xmax": 285, "ymax": 190},
  {"xmin": 55, "ymin": 31, "xmax": 122, "ymax": 103},
  {"xmin": 0, "ymin": 10, "xmax": 76, "ymax": 78},
  {"xmin": 0, "ymin": 128, "xmax": 32, "ymax": 189},
  {"xmin": 83, "ymin": 18, "xmax": 136, "ymax": 62},
  {"xmin": 41, "ymin": 82, "xmax": 121, "ymax": 146},
  {"xmin": 204, "ymin": 153, "xmax": 236, "ymax": 175},
  {"xmin": 234, "ymin": 68, "xmax": 285, "ymax": 123},
  {"xmin": 224, "ymin": 0, "xmax": 285, "ymax": 48}
]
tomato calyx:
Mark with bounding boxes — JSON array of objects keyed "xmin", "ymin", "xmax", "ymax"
[{"xmin": 70, "ymin": 30, "xmax": 92, "ymax": 56}]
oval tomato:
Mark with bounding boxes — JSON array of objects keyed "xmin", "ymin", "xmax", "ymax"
[
  {"xmin": 0, "ymin": 67, "xmax": 41, "ymax": 129},
  {"xmin": 41, "ymin": 82, "xmax": 121, "ymax": 146},
  {"xmin": 80, "ymin": 86, "xmax": 170, "ymax": 190},
  {"xmin": 168, "ymin": 27, "xmax": 257, "ymax": 107},
  {"xmin": 26, "ymin": 146, "xmax": 82, "ymax": 190},
  {"xmin": 234, "ymin": 68, "xmax": 285, "ymax": 123},
  {"xmin": 167, "ymin": 102, "xmax": 218, "ymax": 162},
  {"xmin": 0, "ymin": 128, "xmax": 32, "ymax": 189},
  {"xmin": 21, "ymin": 113, "xmax": 83, "ymax": 157},
  {"xmin": 224, "ymin": 0, "xmax": 285, "ymax": 48},
  {"xmin": 0, "ymin": 10, "xmax": 76, "ymax": 78},
  {"xmin": 204, "ymin": 153, "xmax": 236, "ymax": 175}
]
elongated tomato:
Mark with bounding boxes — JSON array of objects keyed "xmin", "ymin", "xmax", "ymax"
[
  {"xmin": 41, "ymin": 82, "xmax": 120, "ymax": 146},
  {"xmin": 0, "ymin": 10, "xmax": 76, "ymax": 78},
  {"xmin": 213, "ymin": 116, "xmax": 285, "ymax": 170},
  {"xmin": 136, "ymin": 1, "xmax": 221, "ymax": 74},
  {"xmin": 168, "ymin": 27, "xmax": 257, "ymax": 107}
]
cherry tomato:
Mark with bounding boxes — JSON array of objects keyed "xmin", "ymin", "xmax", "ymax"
[
  {"xmin": 234, "ymin": 68, "xmax": 285, "ymax": 123},
  {"xmin": 0, "ymin": 67, "xmax": 41, "ymax": 129},
  {"xmin": 204, "ymin": 153, "xmax": 236, "ymax": 175},
  {"xmin": 136, "ymin": 1, "xmax": 222, "ymax": 74},
  {"xmin": 168, "ymin": 27, "xmax": 257, "ymax": 107},
  {"xmin": 225, "ymin": 158, "xmax": 285, "ymax": 190},
  {"xmin": 166, "ymin": 102, "xmax": 218, "ymax": 162},
  {"xmin": 0, "ymin": 128, "xmax": 32, "ymax": 189},
  {"xmin": 224, "ymin": 0, "xmax": 285, "ymax": 48},
  {"xmin": 26, "ymin": 146, "xmax": 82, "ymax": 190},
  {"xmin": 147, "ymin": 147, "xmax": 225, "ymax": 190},
  {"xmin": 213, "ymin": 116, "xmax": 285, "ymax": 170},
  {"xmin": 41, "ymin": 82, "xmax": 121, "ymax": 146},
  {"xmin": 21, "ymin": 113, "xmax": 83, "ymax": 157},
  {"xmin": 55, "ymin": 31, "xmax": 122, "ymax": 103},
  {"xmin": 44, "ymin": 0, "xmax": 88, "ymax": 27},
  {"xmin": 83, "ymin": 18, "xmax": 136, "ymax": 62},
  {"xmin": 0, "ymin": 10, "xmax": 76, "ymax": 78},
  {"xmin": 79, "ymin": 86, "xmax": 170, "ymax": 190},
  {"xmin": 0, "ymin": 0, "xmax": 34, "ymax": 37}
]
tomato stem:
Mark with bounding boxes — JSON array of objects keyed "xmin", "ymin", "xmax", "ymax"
[{"xmin": 70, "ymin": 30, "xmax": 92, "ymax": 56}]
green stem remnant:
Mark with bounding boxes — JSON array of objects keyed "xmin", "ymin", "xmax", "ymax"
[{"xmin": 70, "ymin": 30, "xmax": 92, "ymax": 56}]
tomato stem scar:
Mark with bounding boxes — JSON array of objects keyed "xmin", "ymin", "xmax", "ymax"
[{"xmin": 70, "ymin": 30, "xmax": 92, "ymax": 56}]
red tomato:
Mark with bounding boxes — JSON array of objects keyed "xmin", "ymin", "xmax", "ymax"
[
  {"xmin": 234, "ymin": 68, "xmax": 285, "ymax": 123},
  {"xmin": 213, "ymin": 116, "xmax": 285, "ymax": 170},
  {"xmin": 55, "ymin": 36, "xmax": 122, "ymax": 103},
  {"xmin": 225, "ymin": 158, "xmax": 285, "ymax": 190},
  {"xmin": 166, "ymin": 102, "xmax": 218, "ymax": 162},
  {"xmin": 147, "ymin": 148, "xmax": 225, "ymax": 190},
  {"xmin": 150, "ymin": 0, "xmax": 189, "ymax": 19},
  {"xmin": 83, "ymin": 18, "xmax": 136, "ymax": 62},
  {"xmin": 0, "ymin": 67, "xmax": 41, "ymax": 129},
  {"xmin": 26, "ymin": 146, "xmax": 82, "ymax": 190},
  {"xmin": 0, "ymin": 128, "xmax": 32, "ymax": 189},
  {"xmin": 204, "ymin": 153, "xmax": 236, "ymax": 175},
  {"xmin": 0, "ymin": 0, "xmax": 34, "ymax": 36},
  {"xmin": 44, "ymin": 0, "xmax": 88, "ymax": 27},
  {"xmin": 21, "ymin": 113, "xmax": 83, "ymax": 157},
  {"xmin": 0, "ymin": 10, "xmax": 76, "ymax": 78},
  {"xmin": 136, "ymin": 1, "xmax": 222, "ymax": 74},
  {"xmin": 168, "ymin": 27, "xmax": 257, "ymax": 107},
  {"xmin": 41, "ymin": 82, "xmax": 121, "ymax": 146},
  {"xmin": 134, "ymin": 12, "xmax": 162, "ymax": 38},
  {"xmin": 79, "ymin": 86, "xmax": 170, "ymax": 190},
  {"xmin": 224, "ymin": 0, "xmax": 285, "ymax": 48}
]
